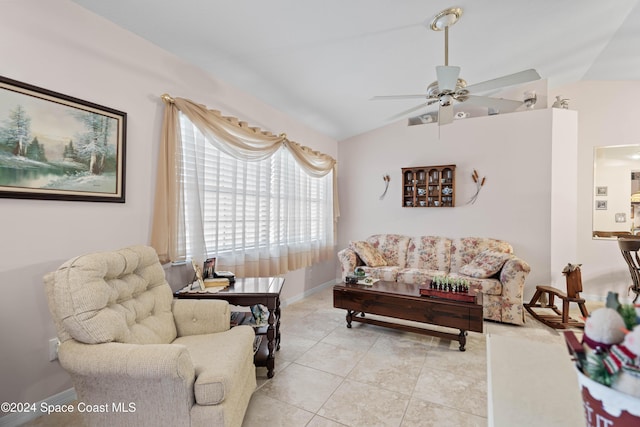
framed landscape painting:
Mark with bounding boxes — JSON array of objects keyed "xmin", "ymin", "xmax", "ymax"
[{"xmin": 0, "ymin": 76, "xmax": 126, "ymax": 202}]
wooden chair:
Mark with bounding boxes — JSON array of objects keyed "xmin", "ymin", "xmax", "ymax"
[
  {"xmin": 524, "ymin": 264, "xmax": 589, "ymax": 329},
  {"xmin": 618, "ymin": 237, "xmax": 640, "ymax": 303}
]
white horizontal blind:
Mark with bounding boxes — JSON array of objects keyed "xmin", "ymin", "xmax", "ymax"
[{"xmin": 178, "ymin": 113, "xmax": 333, "ymax": 274}]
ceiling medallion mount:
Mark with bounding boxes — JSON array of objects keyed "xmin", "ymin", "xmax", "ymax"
[{"xmin": 430, "ymin": 7, "xmax": 463, "ymax": 31}]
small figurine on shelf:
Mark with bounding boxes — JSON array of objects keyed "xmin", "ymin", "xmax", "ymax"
[
  {"xmin": 250, "ymin": 304, "xmax": 269, "ymax": 327},
  {"xmin": 552, "ymin": 95, "xmax": 569, "ymax": 109}
]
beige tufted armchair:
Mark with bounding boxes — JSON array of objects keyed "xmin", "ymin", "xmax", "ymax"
[{"xmin": 44, "ymin": 245, "xmax": 256, "ymax": 427}]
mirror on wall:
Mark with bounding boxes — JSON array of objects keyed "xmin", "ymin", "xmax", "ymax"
[{"xmin": 592, "ymin": 145, "xmax": 640, "ymax": 239}]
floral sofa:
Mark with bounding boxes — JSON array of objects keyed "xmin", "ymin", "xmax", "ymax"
[{"xmin": 337, "ymin": 235, "xmax": 531, "ymax": 325}]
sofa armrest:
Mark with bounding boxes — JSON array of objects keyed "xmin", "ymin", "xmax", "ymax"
[
  {"xmin": 337, "ymin": 247, "xmax": 361, "ymax": 280},
  {"xmin": 172, "ymin": 299, "xmax": 230, "ymax": 336},
  {"xmin": 499, "ymin": 256, "xmax": 531, "ymax": 302}
]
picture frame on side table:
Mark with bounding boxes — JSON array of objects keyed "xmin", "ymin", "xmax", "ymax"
[
  {"xmin": 190, "ymin": 260, "xmax": 205, "ymax": 291},
  {"xmin": 203, "ymin": 257, "xmax": 216, "ymax": 279},
  {"xmin": 0, "ymin": 76, "xmax": 126, "ymax": 202}
]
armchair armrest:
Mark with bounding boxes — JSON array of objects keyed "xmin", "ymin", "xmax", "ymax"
[
  {"xmin": 58, "ymin": 340, "xmax": 195, "ymax": 422},
  {"xmin": 172, "ymin": 299, "xmax": 230, "ymax": 336},
  {"xmin": 58, "ymin": 340, "xmax": 195, "ymax": 380}
]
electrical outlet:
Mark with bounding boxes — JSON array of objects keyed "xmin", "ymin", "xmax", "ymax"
[{"xmin": 48, "ymin": 338, "xmax": 59, "ymax": 361}]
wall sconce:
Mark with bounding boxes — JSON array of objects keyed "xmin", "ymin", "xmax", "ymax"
[
  {"xmin": 380, "ymin": 174, "xmax": 390, "ymax": 200},
  {"xmin": 466, "ymin": 169, "xmax": 486, "ymax": 205}
]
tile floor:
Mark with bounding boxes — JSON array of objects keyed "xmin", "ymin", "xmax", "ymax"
[
  {"xmin": 23, "ymin": 284, "xmax": 580, "ymax": 427},
  {"xmin": 243, "ymin": 285, "xmax": 573, "ymax": 427}
]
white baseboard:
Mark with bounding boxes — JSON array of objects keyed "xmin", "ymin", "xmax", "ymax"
[
  {"xmin": 0, "ymin": 388, "xmax": 76, "ymax": 427},
  {"xmin": 282, "ymin": 279, "xmax": 336, "ymax": 307}
]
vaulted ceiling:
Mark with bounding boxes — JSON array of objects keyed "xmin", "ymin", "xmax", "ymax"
[{"xmin": 72, "ymin": 0, "xmax": 640, "ymax": 140}]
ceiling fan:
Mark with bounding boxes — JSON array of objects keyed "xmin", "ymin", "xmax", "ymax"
[{"xmin": 372, "ymin": 7, "xmax": 541, "ymax": 126}]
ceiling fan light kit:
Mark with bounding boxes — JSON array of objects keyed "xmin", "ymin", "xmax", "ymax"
[
  {"xmin": 429, "ymin": 7, "xmax": 463, "ymax": 31},
  {"xmin": 373, "ymin": 6, "xmax": 541, "ymax": 127}
]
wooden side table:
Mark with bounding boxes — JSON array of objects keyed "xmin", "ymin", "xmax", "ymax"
[{"xmin": 175, "ymin": 276, "xmax": 284, "ymax": 378}]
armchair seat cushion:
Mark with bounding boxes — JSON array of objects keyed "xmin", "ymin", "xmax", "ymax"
[{"xmin": 173, "ymin": 325, "xmax": 256, "ymax": 406}]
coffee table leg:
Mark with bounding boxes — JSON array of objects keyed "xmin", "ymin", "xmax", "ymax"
[
  {"xmin": 458, "ymin": 330, "xmax": 467, "ymax": 351},
  {"xmin": 346, "ymin": 310, "xmax": 355, "ymax": 328}
]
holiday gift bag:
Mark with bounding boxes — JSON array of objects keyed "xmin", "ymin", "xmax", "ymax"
[{"xmin": 575, "ymin": 368, "xmax": 640, "ymax": 427}]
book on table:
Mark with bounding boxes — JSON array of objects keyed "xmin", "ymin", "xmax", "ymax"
[{"xmin": 204, "ymin": 277, "xmax": 229, "ymax": 288}]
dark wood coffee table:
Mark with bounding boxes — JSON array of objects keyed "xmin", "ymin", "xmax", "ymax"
[{"xmin": 333, "ymin": 280, "xmax": 483, "ymax": 351}]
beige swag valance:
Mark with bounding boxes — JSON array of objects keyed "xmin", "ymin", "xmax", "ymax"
[{"xmin": 151, "ymin": 94, "xmax": 339, "ymax": 263}]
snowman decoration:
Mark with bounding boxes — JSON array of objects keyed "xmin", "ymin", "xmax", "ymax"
[{"xmin": 603, "ymin": 326, "xmax": 640, "ymax": 398}]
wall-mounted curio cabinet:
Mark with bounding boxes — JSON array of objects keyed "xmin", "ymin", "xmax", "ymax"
[{"xmin": 402, "ymin": 165, "xmax": 455, "ymax": 208}]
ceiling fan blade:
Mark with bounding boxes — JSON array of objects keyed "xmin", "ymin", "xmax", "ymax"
[
  {"xmin": 388, "ymin": 103, "xmax": 432, "ymax": 120},
  {"xmin": 463, "ymin": 95, "xmax": 524, "ymax": 112},
  {"xmin": 438, "ymin": 104, "xmax": 454, "ymax": 125},
  {"xmin": 465, "ymin": 69, "xmax": 541, "ymax": 94},
  {"xmin": 371, "ymin": 94, "xmax": 427, "ymax": 101},
  {"xmin": 408, "ymin": 112, "xmax": 437, "ymax": 126},
  {"xmin": 436, "ymin": 65, "xmax": 460, "ymax": 92}
]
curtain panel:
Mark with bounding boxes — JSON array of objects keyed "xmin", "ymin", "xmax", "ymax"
[{"xmin": 151, "ymin": 95, "xmax": 339, "ymax": 271}]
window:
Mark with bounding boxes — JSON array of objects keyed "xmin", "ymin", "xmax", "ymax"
[{"xmin": 178, "ymin": 113, "xmax": 334, "ymax": 274}]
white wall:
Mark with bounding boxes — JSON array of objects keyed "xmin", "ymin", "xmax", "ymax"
[
  {"xmin": 551, "ymin": 81, "xmax": 640, "ymax": 301},
  {"xmin": 337, "ymin": 108, "xmax": 571, "ymax": 294},
  {"xmin": 550, "ymin": 109, "xmax": 579, "ymax": 285},
  {"xmin": 0, "ymin": 0, "xmax": 337, "ymax": 406},
  {"xmin": 2, "ymin": 0, "xmax": 637, "ymax": 413}
]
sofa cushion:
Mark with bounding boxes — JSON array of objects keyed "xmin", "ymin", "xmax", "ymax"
[
  {"xmin": 173, "ymin": 325, "xmax": 256, "ymax": 405},
  {"xmin": 448, "ymin": 273, "xmax": 503, "ymax": 296},
  {"xmin": 350, "ymin": 241, "xmax": 387, "ymax": 267},
  {"xmin": 356, "ymin": 266, "xmax": 401, "ymax": 282},
  {"xmin": 459, "ymin": 249, "xmax": 511, "ymax": 278},
  {"xmin": 366, "ymin": 234, "xmax": 412, "ymax": 268},
  {"xmin": 397, "ymin": 268, "xmax": 447, "ymax": 285},
  {"xmin": 405, "ymin": 236, "xmax": 452, "ymax": 272},
  {"xmin": 450, "ymin": 237, "xmax": 513, "ymax": 273}
]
